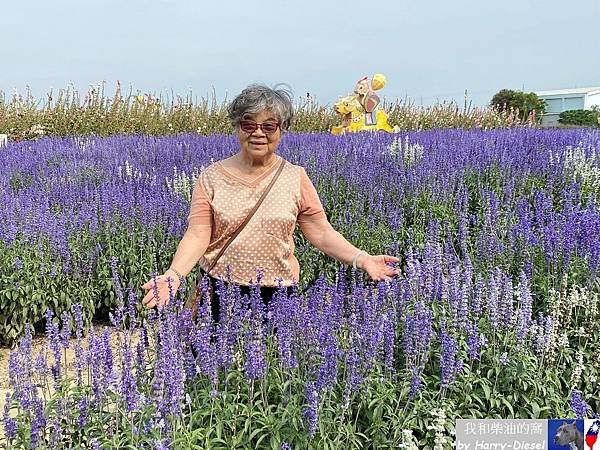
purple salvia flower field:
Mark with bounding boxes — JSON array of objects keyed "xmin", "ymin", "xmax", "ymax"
[{"xmin": 0, "ymin": 128, "xmax": 599, "ymax": 448}]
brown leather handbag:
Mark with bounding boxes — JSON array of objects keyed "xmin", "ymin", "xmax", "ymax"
[{"xmin": 185, "ymin": 158, "xmax": 286, "ymax": 316}]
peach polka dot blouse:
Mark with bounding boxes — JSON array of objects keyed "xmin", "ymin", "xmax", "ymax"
[{"xmin": 187, "ymin": 156, "xmax": 327, "ymax": 287}]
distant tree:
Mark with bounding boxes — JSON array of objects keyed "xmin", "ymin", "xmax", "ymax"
[
  {"xmin": 491, "ymin": 89, "xmax": 516, "ymax": 110},
  {"xmin": 515, "ymin": 91, "xmax": 546, "ymax": 121},
  {"xmin": 490, "ymin": 89, "xmax": 546, "ymax": 121}
]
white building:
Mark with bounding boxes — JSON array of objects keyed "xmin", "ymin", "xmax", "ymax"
[{"xmin": 534, "ymin": 87, "xmax": 600, "ymax": 126}]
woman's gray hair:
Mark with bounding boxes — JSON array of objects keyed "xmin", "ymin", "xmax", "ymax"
[{"xmin": 228, "ymin": 84, "xmax": 294, "ymax": 131}]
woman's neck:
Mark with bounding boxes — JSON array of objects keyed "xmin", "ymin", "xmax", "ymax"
[{"xmin": 236, "ymin": 152, "xmax": 278, "ymax": 173}]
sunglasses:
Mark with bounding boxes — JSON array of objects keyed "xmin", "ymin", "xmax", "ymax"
[{"xmin": 239, "ymin": 119, "xmax": 280, "ymax": 134}]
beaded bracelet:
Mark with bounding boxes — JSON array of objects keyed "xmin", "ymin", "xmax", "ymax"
[
  {"xmin": 352, "ymin": 250, "xmax": 366, "ymax": 270},
  {"xmin": 167, "ymin": 267, "xmax": 185, "ymax": 284}
]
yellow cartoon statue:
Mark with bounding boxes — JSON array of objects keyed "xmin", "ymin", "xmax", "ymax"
[{"xmin": 331, "ymin": 73, "xmax": 395, "ymax": 135}]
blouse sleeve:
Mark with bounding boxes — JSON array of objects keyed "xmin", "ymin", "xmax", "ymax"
[
  {"xmin": 187, "ymin": 176, "xmax": 213, "ymax": 226},
  {"xmin": 297, "ymin": 168, "xmax": 327, "ymax": 223}
]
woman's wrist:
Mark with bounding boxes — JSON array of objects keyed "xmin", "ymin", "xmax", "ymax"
[
  {"xmin": 166, "ymin": 267, "xmax": 185, "ymax": 284},
  {"xmin": 351, "ymin": 250, "xmax": 368, "ymax": 270}
]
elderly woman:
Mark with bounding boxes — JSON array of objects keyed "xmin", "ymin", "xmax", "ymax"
[{"xmin": 141, "ymin": 84, "xmax": 399, "ymax": 314}]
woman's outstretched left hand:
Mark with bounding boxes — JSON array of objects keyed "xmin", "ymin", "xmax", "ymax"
[{"xmin": 359, "ymin": 254, "xmax": 400, "ymax": 282}]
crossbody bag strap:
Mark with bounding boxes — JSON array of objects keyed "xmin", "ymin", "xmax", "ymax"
[{"xmin": 205, "ymin": 158, "xmax": 286, "ymax": 275}]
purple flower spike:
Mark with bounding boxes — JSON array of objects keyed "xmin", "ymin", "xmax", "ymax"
[
  {"xmin": 302, "ymin": 381, "xmax": 319, "ymax": 438},
  {"xmin": 3, "ymin": 393, "xmax": 17, "ymax": 440},
  {"xmin": 439, "ymin": 323, "xmax": 460, "ymax": 389},
  {"xmin": 570, "ymin": 389, "xmax": 590, "ymax": 419}
]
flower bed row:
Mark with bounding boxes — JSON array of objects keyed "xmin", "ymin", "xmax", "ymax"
[
  {"xmin": 0, "ymin": 84, "xmax": 534, "ymax": 141},
  {"xmin": 1, "ymin": 128, "xmax": 599, "ymax": 447},
  {"xmin": 4, "ymin": 260, "xmax": 597, "ymax": 448}
]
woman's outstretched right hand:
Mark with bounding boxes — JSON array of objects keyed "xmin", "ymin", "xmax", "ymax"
[{"xmin": 141, "ymin": 274, "xmax": 181, "ymax": 309}]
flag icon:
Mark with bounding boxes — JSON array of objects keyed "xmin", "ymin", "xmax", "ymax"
[{"xmin": 585, "ymin": 420, "xmax": 600, "ymax": 450}]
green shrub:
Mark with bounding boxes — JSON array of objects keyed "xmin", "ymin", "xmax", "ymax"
[{"xmin": 558, "ymin": 107, "xmax": 600, "ymax": 127}]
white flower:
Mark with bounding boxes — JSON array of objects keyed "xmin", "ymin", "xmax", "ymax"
[
  {"xmin": 384, "ymin": 136, "xmax": 425, "ymax": 166},
  {"xmin": 569, "ymin": 349, "xmax": 585, "ymax": 389},
  {"xmin": 562, "ymin": 144, "xmax": 600, "ymax": 196},
  {"xmin": 164, "ymin": 165, "xmax": 202, "ymax": 202},
  {"xmin": 29, "ymin": 124, "xmax": 45, "ymax": 136},
  {"xmin": 398, "ymin": 429, "xmax": 419, "ymax": 450},
  {"xmin": 557, "ymin": 333, "xmax": 569, "ymax": 348}
]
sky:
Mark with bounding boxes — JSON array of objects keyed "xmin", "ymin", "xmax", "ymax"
[{"xmin": 1, "ymin": 0, "xmax": 599, "ymax": 108}]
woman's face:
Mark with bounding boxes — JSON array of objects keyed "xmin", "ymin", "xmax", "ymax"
[{"xmin": 237, "ymin": 109, "xmax": 282, "ymax": 159}]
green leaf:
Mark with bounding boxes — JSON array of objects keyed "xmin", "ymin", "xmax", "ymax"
[
  {"xmin": 501, "ymin": 397, "xmax": 515, "ymax": 417},
  {"xmin": 482, "ymin": 383, "xmax": 491, "ymax": 401}
]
